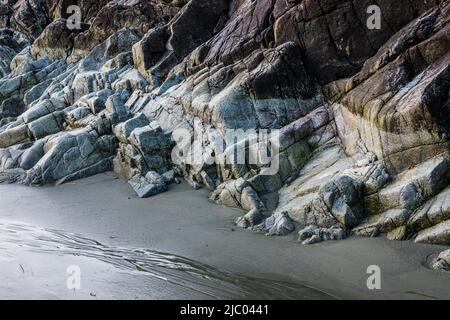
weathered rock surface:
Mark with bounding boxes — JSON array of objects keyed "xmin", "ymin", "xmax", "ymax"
[
  {"xmin": 432, "ymin": 249, "xmax": 450, "ymax": 270},
  {"xmin": 128, "ymin": 171, "xmax": 169, "ymax": 198},
  {"xmin": 298, "ymin": 225, "xmax": 347, "ymax": 245},
  {"xmin": 0, "ymin": 0, "xmax": 449, "ymax": 248},
  {"xmin": 72, "ymin": 0, "xmax": 181, "ymax": 62}
]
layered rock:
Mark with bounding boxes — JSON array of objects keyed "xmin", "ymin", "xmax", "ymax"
[
  {"xmin": 71, "ymin": 0, "xmax": 181, "ymax": 62},
  {"xmin": 0, "ymin": 0, "xmax": 449, "ymax": 248},
  {"xmin": 433, "ymin": 249, "xmax": 450, "ymax": 270}
]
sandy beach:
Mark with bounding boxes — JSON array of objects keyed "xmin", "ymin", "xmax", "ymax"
[{"xmin": 0, "ymin": 172, "xmax": 449, "ymax": 300}]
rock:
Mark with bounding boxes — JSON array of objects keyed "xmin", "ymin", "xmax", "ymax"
[
  {"xmin": 133, "ymin": 0, "xmax": 229, "ymax": 87},
  {"xmin": 365, "ymin": 155, "xmax": 450, "ymax": 216},
  {"xmin": 0, "ymin": 168, "xmax": 26, "ymax": 184},
  {"xmin": 173, "ymin": 177, "xmax": 182, "ymax": 184},
  {"xmin": 408, "ymin": 187, "xmax": 450, "ymax": 233},
  {"xmin": 375, "ymin": 209, "xmax": 410, "ymax": 233},
  {"xmin": 415, "ymin": 219, "xmax": 450, "ymax": 245},
  {"xmin": 75, "ymin": 89, "xmax": 113, "ymax": 114},
  {"xmin": 113, "ymin": 113, "xmax": 149, "ymax": 143},
  {"xmin": 432, "ymin": 249, "xmax": 450, "ymax": 271},
  {"xmin": 112, "ymin": 69, "xmax": 147, "ymax": 92},
  {"xmin": 24, "ymin": 128, "xmax": 117, "ymax": 185},
  {"xmin": 276, "ymin": 0, "xmax": 443, "ymax": 85},
  {"xmin": 318, "ymin": 175, "xmax": 364, "ymax": 228},
  {"xmin": 23, "ymin": 79, "xmax": 52, "ymax": 107},
  {"xmin": 0, "ymin": 124, "xmax": 31, "ymax": 148},
  {"xmin": 76, "ymin": 28, "xmax": 141, "ymax": 70},
  {"xmin": 302, "ymin": 235, "xmax": 323, "ymax": 245},
  {"xmin": 352, "ymin": 226, "xmax": 380, "ymax": 238},
  {"xmin": 0, "ymin": 95, "xmax": 25, "ymax": 119},
  {"xmin": 27, "ymin": 111, "xmax": 65, "ymax": 140},
  {"xmin": 248, "ymin": 172, "xmax": 283, "ymax": 195},
  {"xmin": 112, "ymin": 118, "xmax": 172, "ymax": 179},
  {"xmin": 211, "ymin": 179, "xmax": 266, "ymax": 214},
  {"xmin": 235, "ymin": 208, "xmax": 266, "ymax": 229},
  {"xmin": 72, "ymin": 0, "xmax": 179, "ymax": 60},
  {"xmin": 161, "ymin": 170, "xmax": 175, "ymax": 184},
  {"xmin": 0, "ymin": 4, "xmax": 13, "ymax": 29},
  {"xmin": 19, "ymin": 140, "xmax": 45, "ymax": 170},
  {"xmin": 0, "ymin": 29, "xmax": 29, "ymax": 79},
  {"xmin": 298, "ymin": 225, "xmax": 347, "ymax": 244},
  {"xmin": 0, "ymin": 0, "xmax": 448, "ymax": 251},
  {"xmin": 387, "ymin": 226, "xmax": 407, "ymax": 241},
  {"xmin": 254, "ymin": 212, "xmax": 296, "ymax": 237},
  {"xmin": 11, "ymin": 0, "xmax": 51, "ymax": 37},
  {"xmin": 145, "ymin": 171, "xmax": 165, "ymax": 185},
  {"xmin": 104, "ymin": 89, "xmax": 132, "ymax": 125},
  {"xmin": 128, "ymin": 122, "xmax": 171, "ymax": 153},
  {"xmin": 329, "ymin": 4, "xmax": 450, "ymax": 173},
  {"xmin": 363, "ymin": 164, "xmax": 390, "ymax": 195},
  {"xmin": 298, "ymin": 225, "xmax": 319, "ymax": 241},
  {"xmin": 31, "ymin": 19, "xmax": 89, "ymax": 61},
  {"xmin": 128, "ymin": 174, "xmax": 167, "ymax": 198},
  {"xmin": 113, "ymin": 143, "xmax": 147, "ymax": 179}
]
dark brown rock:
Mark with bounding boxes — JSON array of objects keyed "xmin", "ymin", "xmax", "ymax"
[
  {"xmin": 72, "ymin": 0, "xmax": 180, "ymax": 60},
  {"xmin": 132, "ymin": 0, "xmax": 229, "ymax": 86}
]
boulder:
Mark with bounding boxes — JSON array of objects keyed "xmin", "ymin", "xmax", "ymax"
[
  {"xmin": 432, "ymin": 249, "xmax": 450, "ymax": 271},
  {"xmin": 253, "ymin": 212, "xmax": 296, "ymax": 237},
  {"xmin": 298, "ymin": 225, "xmax": 347, "ymax": 245},
  {"xmin": 31, "ymin": 19, "xmax": 89, "ymax": 61},
  {"xmin": 113, "ymin": 113, "xmax": 149, "ymax": 143},
  {"xmin": 72, "ymin": 0, "xmax": 179, "ymax": 60},
  {"xmin": 133, "ymin": 0, "xmax": 229, "ymax": 87},
  {"xmin": 128, "ymin": 174, "xmax": 167, "ymax": 198}
]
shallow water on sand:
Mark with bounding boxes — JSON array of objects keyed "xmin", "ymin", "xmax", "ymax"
[{"xmin": 0, "ymin": 220, "xmax": 336, "ymax": 300}]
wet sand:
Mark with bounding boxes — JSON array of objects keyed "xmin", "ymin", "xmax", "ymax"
[{"xmin": 0, "ymin": 172, "xmax": 449, "ymax": 300}]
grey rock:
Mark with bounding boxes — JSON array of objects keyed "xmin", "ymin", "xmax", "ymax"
[
  {"xmin": 298, "ymin": 225, "xmax": 319, "ymax": 241},
  {"xmin": 24, "ymin": 128, "xmax": 117, "ymax": 185},
  {"xmin": 235, "ymin": 208, "xmax": 266, "ymax": 229},
  {"xmin": 298, "ymin": 225, "xmax": 347, "ymax": 244},
  {"xmin": 145, "ymin": 171, "xmax": 165, "ymax": 185},
  {"xmin": 432, "ymin": 250, "xmax": 450, "ymax": 271},
  {"xmin": 113, "ymin": 113, "xmax": 149, "ymax": 143},
  {"xmin": 0, "ymin": 124, "xmax": 30, "ymax": 148},
  {"xmin": 161, "ymin": 170, "xmax": 175, "ymax": 184},
  {"xmin": 19, "ymin": 140, "xmax": 45, "ymax": 170},
  {"xmin": 27, "ymin": 111, "xmax": 65, "ymax": 140},
  {"xmin": 318, "ymin": 175, "xmax": 363, "ymax": 228},
  {"xmin": 128, "ymin": 175, "xmax": 168, "ymax": 198},
  {"xmin": 254, "ymin": 212, "xmax": 296, "ymax": 237},
  {"xmin": 302, "ymin": 235, "xmax": 322, "ymax": 245},
  {"xmin": 415, "ymin": 220, "xmax": 450, "ymax": 245}
]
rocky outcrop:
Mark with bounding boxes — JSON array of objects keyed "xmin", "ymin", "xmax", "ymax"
[
  {"xmin": 132, "ymin": 0, "xmax": 229, "ymax": 88},
  {"xmin": 0, "ymin": 28, "xmax": 29, "ymax": 78},
  {"xmin": 327, "ymin": 3, "xmax": 450, "ymax": 173},
  {"xmin": 0, "ymin": 0, "xmax": 449, "ymax": 249},
  {"xmin": 71, "ymin": 0, "xmax": 181, "ymax": 62}
]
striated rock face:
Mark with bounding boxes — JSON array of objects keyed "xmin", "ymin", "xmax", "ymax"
[
  {"xmin": 71, "ymin": 0, "xmax": 181, "ymax": 62},
  {"xmin": 0, "ymin": 0, "xmax": 449, "ymax": 247}
]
